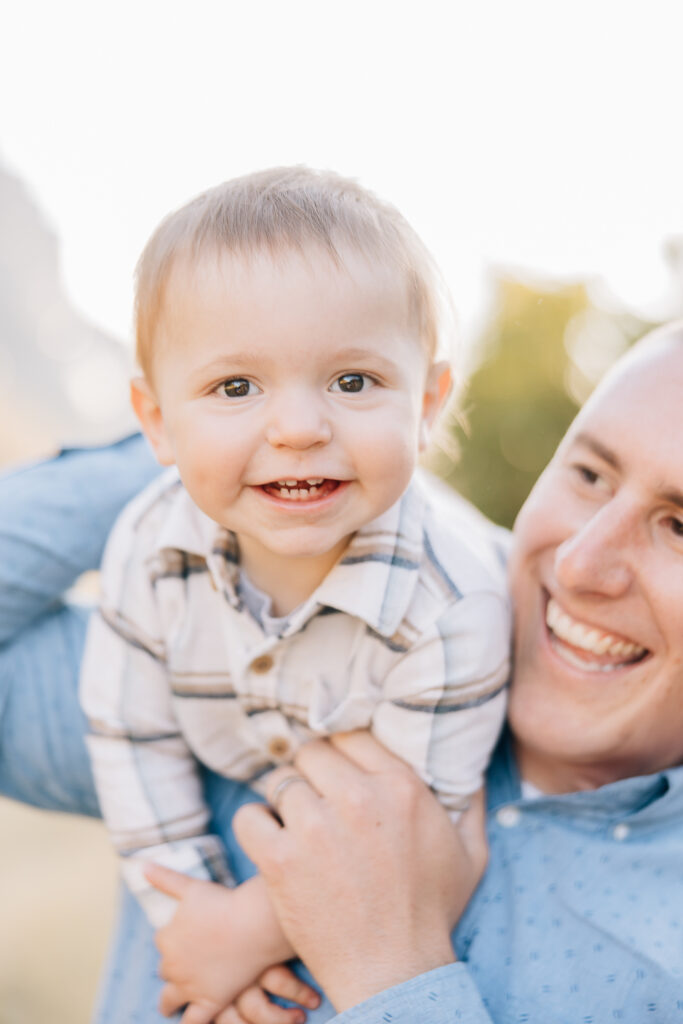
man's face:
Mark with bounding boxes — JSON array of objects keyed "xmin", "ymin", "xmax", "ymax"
[
  {"xmin": 135, "ymin": 247, "xmax": 447, "ymax": 589},
  {"xmin": 508, "ymin": 333, "xmax": 683, "ymax": 790}
]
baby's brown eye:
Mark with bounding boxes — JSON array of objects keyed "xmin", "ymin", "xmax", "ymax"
[
  {"xmin": 221, "ymin": 378, "xmax": 252, "ymax": 398},
  {"xmin": 334, "ymin": 374, "xmax": 365, "ymax": 393}
]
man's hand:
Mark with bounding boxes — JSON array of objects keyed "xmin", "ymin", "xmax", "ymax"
[
  {"xmin": 144, "ymin": 867, "xmax": 295, "ymax": 1022},
  {"xmin": 234, "ymin": 732, "xmax": 488, "ymax": 1012}
]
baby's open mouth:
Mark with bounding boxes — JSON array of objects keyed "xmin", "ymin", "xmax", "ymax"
[
  {"xmin": 261, "ymin": 478, "xmax": 341, "ymax": 501},
  {"xmin": 545, "ymin": 597, "xmax": 649, "ymax": 672}
]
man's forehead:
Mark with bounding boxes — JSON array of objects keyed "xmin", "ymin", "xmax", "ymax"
[
  {"xmin": 571, "ymin": 333, "xmax": 683, "ymax": 431},
  {"xmin": 557, "ymin": 336, "xmax": 683, "ymax": 494}
]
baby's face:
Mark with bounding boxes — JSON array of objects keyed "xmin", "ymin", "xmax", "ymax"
[{"xmin": 134, "ymin": 246, "xmax": 448, "ymax": 583}]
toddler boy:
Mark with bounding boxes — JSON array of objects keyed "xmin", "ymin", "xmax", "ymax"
[{"xmin": 80, "ymin": 166, "xmax": 509, "ymax": 1012}]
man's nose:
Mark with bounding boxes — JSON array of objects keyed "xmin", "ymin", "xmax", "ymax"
[
  {"xmin": 554, "ymin": 501, "xmax": 635, "ymax": 597},
  {"xmin": 265, "ymin": 392, "xmax": 332, "ymax": 450}
]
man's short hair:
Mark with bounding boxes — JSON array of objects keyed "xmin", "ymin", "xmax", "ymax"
[{"xmin": 135, "ymin": 166, "xmax": 451, "ymax": 377}]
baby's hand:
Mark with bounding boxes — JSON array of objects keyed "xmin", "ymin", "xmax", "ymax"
[
  {"xmin": 145, "ymin": 864, "xmax": 295, "ymax": 1022},
  {"xmin": 214, "ymin": 966, "xmax": 321, "ymax": 1024}
]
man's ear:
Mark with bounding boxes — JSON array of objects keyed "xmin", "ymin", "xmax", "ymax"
[
  {"xmin": 130, "ymin": 377, "xmax": 175, "ymax": 466},
  {"xmin": 419, "ymin": 361, "xmax": 452, "ymax": 451}
]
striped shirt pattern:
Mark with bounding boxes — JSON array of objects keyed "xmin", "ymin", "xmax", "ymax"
[{"xmin": 80, "ymin": 469, "xmax": 510, "ymax": 925}]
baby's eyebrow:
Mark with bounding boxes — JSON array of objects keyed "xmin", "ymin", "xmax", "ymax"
[
  {"xmin": 325, "ymin": 346, "xmax": 404, "ymax": 371},
  {"xmin": 192, "ymin": 354, "xmax": 255, "ymax": 376}
]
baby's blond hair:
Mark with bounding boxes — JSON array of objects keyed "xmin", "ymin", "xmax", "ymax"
[{"xmin": 135, "ymin": 166, "xmax": 452, "ymax": 378}]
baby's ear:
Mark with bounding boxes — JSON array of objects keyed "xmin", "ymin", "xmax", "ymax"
[
  {"xmin": 419, "ymin": 361, "xmax": 452, "ymax": 451},
  {"xmin": 130, "ymin": 377, "xmax": 175, "ymax": 466}
]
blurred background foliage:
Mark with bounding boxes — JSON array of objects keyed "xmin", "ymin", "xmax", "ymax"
[{"xmin": 431, "ymin": 276, "xmax": 653, "ymax": 528}]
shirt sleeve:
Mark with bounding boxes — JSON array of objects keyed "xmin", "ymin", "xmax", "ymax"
[
  {"xmin": 0, "ymin": 434, "xmax": 160, "ymax": 645},
  {"xmin": 330, "ymin": 963, "xmax": 495, "ymax": 1023},
  {"xmin": 80, "ymin": 489, "xmax": 232, "ymax": 927},
  {"xmin": 372, "ymin": 590, "xmax": 509, "ymax": 817}
]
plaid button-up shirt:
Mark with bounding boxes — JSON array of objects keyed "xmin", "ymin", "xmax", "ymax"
[{"xmin": 81, "ymin": 469, "xmax": 510, "ymax": 925}]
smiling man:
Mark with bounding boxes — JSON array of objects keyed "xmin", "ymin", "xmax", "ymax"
[
  {"xmin": 0, "ymin": 324, "xmax": 682, "ymax": 1024},
  {"xmin": 508, "ymin": 326, "xmax": 683, "ymax": 794}
]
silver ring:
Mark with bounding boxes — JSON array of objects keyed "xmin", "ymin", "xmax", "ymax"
[{"xmin": 270, "ymin": 773, "xmax": 309, "ymax": 815}]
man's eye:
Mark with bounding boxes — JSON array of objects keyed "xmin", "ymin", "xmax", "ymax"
[
  {"xmin": 667, "ymin": 516, "xmax": 683, "ymax": 538},
  {"xmin": 330, "ymin": 373, "xmax": 371, "ymax": 394},
  {"xmin": 575, "ymin": 464, "xmax": 600, "ymax": 485},
  {"xmin": 218, "ymin": 378, "xmax": 258, "ymax": 398}
]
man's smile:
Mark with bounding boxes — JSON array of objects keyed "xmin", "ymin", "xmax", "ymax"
[{"xmin": 545, "ymin": 596, "xmax": 649, "ymax": 672}]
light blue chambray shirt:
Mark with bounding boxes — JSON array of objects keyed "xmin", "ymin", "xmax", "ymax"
[
  {"xmin": 336, "ymin": 728, "xmax": 683, "ymax": 1023},
  {"xmin": 1, "ymin": 437, "xmax": 682, "ymax": 1023}
]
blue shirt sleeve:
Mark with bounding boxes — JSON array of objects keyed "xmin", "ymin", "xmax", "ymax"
[
  {"xmin": 330, "ymin": 964, "xmax": 494, "ymax": 1024},
  {"xmin": 0, "ymin": 434, "xmax": 159, "ymax": 644}
]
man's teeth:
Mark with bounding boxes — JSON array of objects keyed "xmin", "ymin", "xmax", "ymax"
[{"xmin": 546, "ymin": 598, "xmax": 646, "ymax": 661}]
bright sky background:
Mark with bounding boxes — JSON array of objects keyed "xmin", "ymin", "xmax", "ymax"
[{"xmin": 1, "ymin": 0, "xmax": 682, "ymax": 353}]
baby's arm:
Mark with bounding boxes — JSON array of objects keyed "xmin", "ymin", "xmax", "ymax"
[
  {"xmin": 372, "ymin": 589, "xmax": 510, "ymax": 818},
  {"xmin": 145, "ymin": 866, "xmax": 303, "ymax": 1022},
  {"xmin": 80, "ymin": 550, "xmax": 231, "ymax": 925},
  {"xmin": 80, "ymin": 482, "xmax": 235, "ymax": 914}
]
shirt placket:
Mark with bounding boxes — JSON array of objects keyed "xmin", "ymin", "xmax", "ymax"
[{"xmin": 239, "ymin": 636, "xmax": 304, "ymax": 765}]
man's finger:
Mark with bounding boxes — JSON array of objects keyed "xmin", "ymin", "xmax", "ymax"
[
  {"xmin": 293, "ymin": 732, "xmax": 410, "ymax": 798},
  {"xmin": 330, "ymin": 730, "xmax": 414, "ymax": 773},
  {"xmin": 265, "ymin": 767, "xmax": 320, "ymax": 819},
  {"xmin": 144, "ymin": 862, "xmax": 193, "ymax": 899},
  {"xmin": 232, "ymin": 801, "xmax": 284, "ymax": 862}
]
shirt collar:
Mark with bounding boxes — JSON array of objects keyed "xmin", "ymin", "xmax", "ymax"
[
  {"xmin": 487, "ymin": 727, "xmax": 683, "ymax": 826},
  {"xmin": 152, "ymin": 470, "xmax": 216, "ymax": 557},
  {"xmin": 151, "ymin": 473, "xmax": 427, "ymax": 633}
]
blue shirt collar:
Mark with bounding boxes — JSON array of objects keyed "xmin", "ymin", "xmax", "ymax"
[{"xmin": 487, "ymin": 726, "xmax": 682, "ymax": 827}]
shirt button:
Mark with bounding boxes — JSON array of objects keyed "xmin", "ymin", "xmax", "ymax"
[
  {"xmin": 250, "ymin": 655, "xmax": 274, "ymax": 674},
  {"xmin": 496, "ymin": 805, "xmax": 522, "ymax": 828},
  {"xmin": 613, "ymin": 823, "xmax": 630, "ymax": 841},
  {"xmin": 268, "ymin": 736, "xmax": 291, "ymax": 759}
]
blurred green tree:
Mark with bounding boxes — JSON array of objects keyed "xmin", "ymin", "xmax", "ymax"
[{"xmin": 431, "ymin": 276, "xmax": 648, "ymax": 528}]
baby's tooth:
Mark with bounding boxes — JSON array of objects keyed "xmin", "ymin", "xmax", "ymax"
[{"xmin": 285, "ymin": 479, "xmax": 298, "ymax": 487}]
